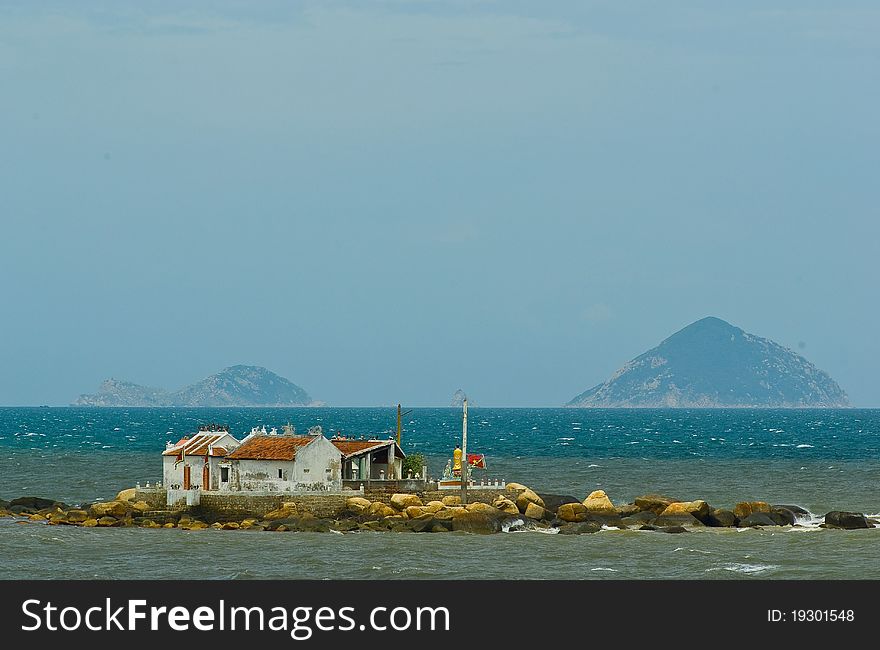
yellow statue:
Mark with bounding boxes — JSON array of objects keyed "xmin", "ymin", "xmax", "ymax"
[{"xmin": 452, "ymin": 446, "xmax": 462, "ymax": 477}]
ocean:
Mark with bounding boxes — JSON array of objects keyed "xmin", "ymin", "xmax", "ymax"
[{"xmin": 2, "ymin": 406, "xmax": 880, "ymax": 580}]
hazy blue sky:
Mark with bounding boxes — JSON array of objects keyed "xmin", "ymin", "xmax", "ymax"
[{"xmin": 1, "ymin": 1, "xmax": 877, "ymax": 406}]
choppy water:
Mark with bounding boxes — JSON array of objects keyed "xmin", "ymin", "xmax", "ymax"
[{"xmin": 2, "ymin": 407, "xmax": 880, "ymax": 579}]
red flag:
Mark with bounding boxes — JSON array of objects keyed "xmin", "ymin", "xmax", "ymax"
[{"xmin": 467, "ymin": 453, "xmax": 486, "ymax": 469}]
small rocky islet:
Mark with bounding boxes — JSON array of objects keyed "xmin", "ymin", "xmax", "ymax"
[{"xmin": 1, "ymin": 486, "xmax": 876, "ymax": 534}]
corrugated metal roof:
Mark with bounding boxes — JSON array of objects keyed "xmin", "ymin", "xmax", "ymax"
[
  {"xmin": 162, "ymin": 433, "xmax": 231, "ymax": 457},
  {"xmin": 226, "ymin": 435, "xmax": 316, "ymax": 461},
  {"xmin": 331, "ymin": 439, "xmax": 405, "ymax": 459}
]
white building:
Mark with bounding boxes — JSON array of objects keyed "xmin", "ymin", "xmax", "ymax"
[
  {"xmin": 224, "ymin": 433, "xmax": 343, "ymax": 492},
  {"xmin": 162, "ymin": 427, "xmax": 242, "ymax": 491}
]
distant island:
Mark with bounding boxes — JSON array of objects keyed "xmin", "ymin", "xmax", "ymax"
[
  {"xmin": 567, "ymin": 317, "xmax": 849, "ymax": 408},
  {"xmin": 74, "ymin": 365, "xmax": 316, "ymax": 407}
]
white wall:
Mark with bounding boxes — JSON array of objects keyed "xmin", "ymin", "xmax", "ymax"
[
  {"xmin": 229, "ymin": 435, "xmax": 343, "ymax": 493},
  {"xmin": 162, "ymin": 432, "xmax": 241, "ymax": 491}
]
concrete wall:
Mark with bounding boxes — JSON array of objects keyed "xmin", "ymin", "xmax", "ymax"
[
  {"xmin": 364, "ymin": 487, "xmax": 509, "ymax": 506},
  {"xmin": 197, "ymin": 493, "xmax": 356, "ymax": 519}
]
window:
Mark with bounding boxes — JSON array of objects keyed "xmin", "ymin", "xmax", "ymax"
[
  {"xmin": 278, "ymin": 469, "xmax": 283, "ymax": 479},
  {"xmin": 220, "ymin": 467, "xmax": 229, "ymax": 483},
  {"xmin": 303, "ymin": 468, "xmax": 310, "ymax": 473}
]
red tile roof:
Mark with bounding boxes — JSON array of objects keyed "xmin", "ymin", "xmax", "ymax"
[
  {"xmin": 162, "ymin": 433, "xmax": 232, "ymax": 457},
  {"xmin": 226, "ymin": 435, "xmax": 315, "ymax": 461}
]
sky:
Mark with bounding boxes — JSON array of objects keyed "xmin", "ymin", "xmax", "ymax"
[{"xmin": 0, "ymin": 1, "xmax": 878, "ymax": 407}]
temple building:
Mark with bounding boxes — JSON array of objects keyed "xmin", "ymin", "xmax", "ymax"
[
  {"xmin": 160, "ymin": 425, "xmax": 409, "ymax": 504},
  {"xmin": 330, "ymin": 438, "xmax": 406, "ymax": 483},
  {"xmin": 162, "ymin": 426, "xmax": 241, "ymax": 491}
]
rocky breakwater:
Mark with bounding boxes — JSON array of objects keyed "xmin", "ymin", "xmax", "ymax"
[{"xmin": 2, "ymin": 487, "xmax": 878, "ymax": 535}]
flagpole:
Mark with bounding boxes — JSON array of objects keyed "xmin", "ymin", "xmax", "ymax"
[{"xmin": 460, "ymin": 398, "xmax": 468, "ymax": 505}]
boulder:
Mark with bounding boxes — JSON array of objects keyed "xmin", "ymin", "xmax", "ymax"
[
  {"xmin": 89, "ymin": 501, "xmax": 130, "ymax": 518},
  {"xmin": 96, "ymin": 516, "xmax": 119, "ymax": 527},
  {"xmin": 733, "ymin": 501, "xmax": 771, "ymax": 520},
  {"xmin": 9, "ymin": 497, "xmax": 62, "ymax": 511},
  {"xmin": 660, "ymin": 500, "xmax": 711, "ymax": 522},
  {"xmin": 466, "ymin": 502, "xmax": 499, "ymax": 515},
  {"xmin": 381, "ymin": 515, "xmax": 408, "ymax": 524},
  {"xmin": 115, "ymin": 488, "xmax": 137, "ymax": 502},
  {"xmin": 47, "ymin": 512, "xmax": 69, "ymax": 524},
  {"xmin": 66, "ymin": 509, "xmax": 89, "ymax": 524},
  {"xmin": 492, "ymin": 497, "xmax": 520, "ymax": 515},
  {"xmin": 515, "ymin": 489, "xmax": 545, "ymax": 513},
  {"xmin": 738, "ymin": 512, "xmax": 786, "ymax": 528},
  {"xmin": 82, "ymin": 518, "xmax": 98, "ymax": 527},
  {"xmin": 824, "ymin": 511, "xmax": 872, "ymax": 530},
  {"xmin": 405, "ymin": 506, "xmax": 427, "ymax": 518},
  {"xmin": 659, "ymin": 526, "xmax": 689, "ymax": 534},
  {"xmin": 652, "ymin": 514, "xmax": 704, "ymax": 528},
  {"xmin": 524, "ymin": 502, "xmax": 546, "ymax": 520},
  {"xmin": 265, "ymin": 517, "xmax": 298, "ymax": 531},
  {"xmin": 425, "ymin": 501, "xmax": 446, "ymax": 513},
  {"xmin": 367, "ymin": 502, "xmax": 397, "ymax": 519},
  {"xmin": 621, "ymin": 511, "xmax": 658, "ymax": 527},
  {"xmin": 556, "ymin": 521, "xmax": 602, "ymax": 535},
  {"xmin": 140, "ymin": 519, "xmax": 160, "ymax": 528},
  {"xmin": 774, "ymin": 504, "xmax": 810, "ymax": 518},
  {"xmin": 441, "ymin": 495, "xmax": 462, "ymax": 506},
  {"xmin": 506, "ymin": 482, "xmax": 528, "ymax": 492},
  {"xmin": 390, "ymin": 494, "xmax": 422, "ymax": 510},
  {"xmin": 131, "ymin": 501, "xmax": 151, "ymax": 514},
  {"xmin": 770, "ymin": 507, "xmax": 797, "ymax": 526},
  {"xmin": 707, "ymin": 509, "xmax": 737, "ymax": 527},
  {"xmin": 582, "ymin": 490, "xmax": 615, "ymax": 514},
  {"xmin": 211, "ymin": 522, "xmax": 224, "ymax": 529},
  {"xmin": 634, "ymin": 494, "xmax": 677, "ymax": 515},
  {"xmin": 616, "ymin": 504, "xmax": 641, "ymax": 518},
  {"xmin": 331, "ymin": 519, "xmax": 359, "ymax": 532},
  {"xmin": 221, "ymin": 522, "xmax": 240, "ymax": 530},
  {"xmin": 405, "ymin": 514, "xmax": 437, "ymax": 533},
  {"xmin": 345, "ymin": 497, "xmax": 371, "ymax": 514},
  {"xmin": 537, "ymin": 494, "xmax": 580, "ymax": 514},
  {"xmin": 432, "ymin": 507, "xmax": 465, "ymax": 522},
  {"xmin": 163, "ymin": 522, "xmax": 175, "ymax": 528},
  {"xmin": 28, "ymin": 514, "xmax": 46, "ymax": 521},
  {"xmin": 451, "ymin": 512, "xmax": 503, "ymax": 534},
  {"xmin": 557, "ymin": 502, "xmax": 590, "ymax": 523},
  {"xmin": 293, "ymin": 518, "xmax": 332, "ymax": 533}
]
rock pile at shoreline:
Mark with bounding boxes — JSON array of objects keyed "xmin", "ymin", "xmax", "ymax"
[{"xmin": 2, "ymin": 487, "xmax": 877, "ymax": 534}]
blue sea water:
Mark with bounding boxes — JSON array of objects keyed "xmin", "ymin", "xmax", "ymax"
[{"xmin": 2, "ymin": 407, "xmax": 880, "ymax": 579}]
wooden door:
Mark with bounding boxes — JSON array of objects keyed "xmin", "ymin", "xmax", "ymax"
[{"xmin": 183, "ymin": 465, "xmax": 191, "ymax": 490}]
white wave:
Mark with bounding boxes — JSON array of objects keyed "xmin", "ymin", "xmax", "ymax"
[
  {"xmin": 706, "ymin": 563, "xmax": 779, "ymax": 575},
  {"xmin": 590, "ymin": 567, "xmax": 619, "ymax": 572},
  {"xmin": 796, "ymin": 444, "xmax": 814, "ymax": 448}
]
